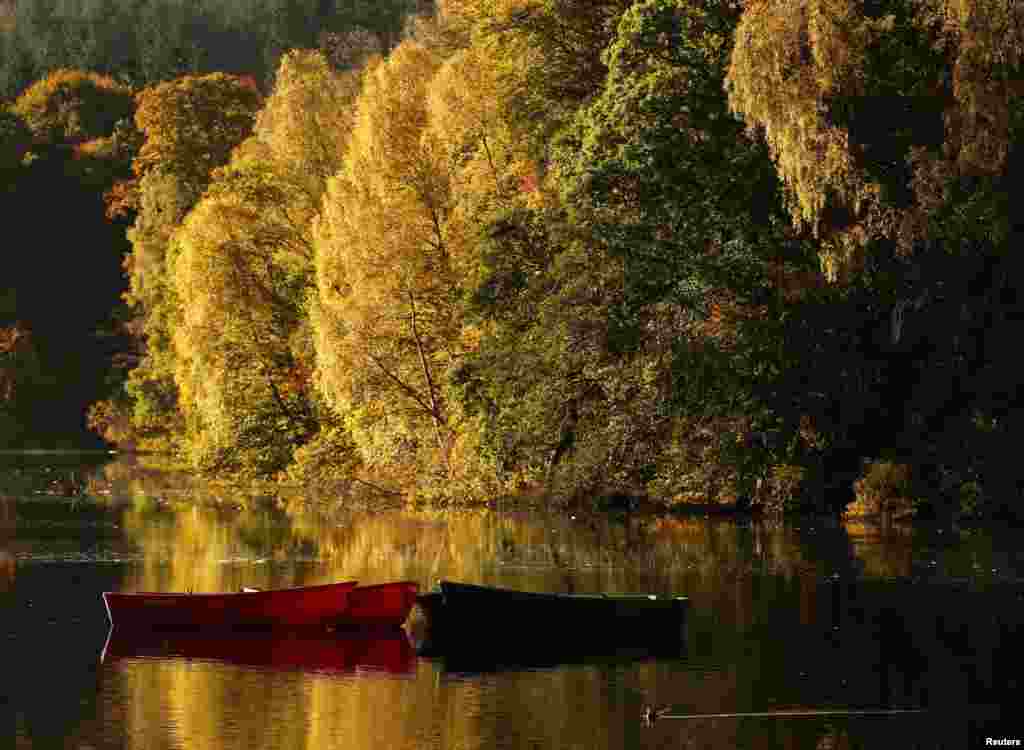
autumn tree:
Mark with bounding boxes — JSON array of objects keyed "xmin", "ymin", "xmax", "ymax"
[
  {"xmin": 132, "ymin": 73, "xmax": 262, "ymax": 204},
  {"xmin": 449, "ymin": 0, "xmax": 808, "ymax": 503},
  {"xmin": 455, "ymin": 0, "xmax": 633, "ymax": 146},
  {"xmin": 172, "ymin": 144, "xmax": 320, "ymax": 474},
  {"xmin": 312, "ymin": 39, "xmax": 465, "ymax": 485},
  {"xmin": 126, "ymin": 70, "xmax": 262, "ymax": 314},
  {"xmin": 309, "ymin": 10, "xmax": 539, "ymax": 494},
  {"xmin": 117, "ymin": 73, "xmax": 261, "ymax": 447},
  {"xmin": 170, "ymin": 50, "xmax": 365, "ymax": 477},
  {"xmin": 252, "ymin": 49, "xmax": 359, "ymax": 197},
  {"xmin": 726, "ymin": 0, "xmax": 1024, "ymax": 278},
  {"xmin": 11, "ymin": 68, "xmax": 133, "ymax": 147}
]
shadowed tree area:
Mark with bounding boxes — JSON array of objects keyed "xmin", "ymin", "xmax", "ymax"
[
  {"xmin": 726, "ymin": 0, "xmax": 1024, "ymax": 517},
  {"xmin": 1, "ymin": 72, "xmax": 134, "ymax": 448}
]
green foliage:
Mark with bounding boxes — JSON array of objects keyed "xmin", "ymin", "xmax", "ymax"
[
  {"xmin": 956, "ymin": 480, "xmax": 985, "ymax": 519},
  {"xmin": 558, "ymin": 0, "xmax": 797, "ymax": 351},
  {"xmin": 471, "ymin": 0, "xmax": 633, "ymax": 148},
  {"xmin": 457, "ymin": 0, "xmax": 816, "ymax": 502},
  {"xmin": 0, "ymin": 0, "xmax": 421, "ymax": 100}
]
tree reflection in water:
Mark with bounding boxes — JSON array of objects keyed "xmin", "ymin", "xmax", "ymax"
[{"xmin": 0, "ymin": 459, "xmax": 1011, "ymax": 750}]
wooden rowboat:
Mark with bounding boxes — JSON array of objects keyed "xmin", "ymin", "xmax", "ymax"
[
  {"xmin": 416, "ymin": 581, "xmax": 688, "ymax": 651},
  {"xmin": 101, "ymin": 627, "xmax": 416, "ymax": 675},
  {"xmin": 102, "ymin": 581, "xmax": 419, "ymax": 630},
  {"xmin": 102, "ymin": 581, "xmax": 358, "ymax": 629},
  {"xmin": 337, "ymin": 581, "xmax": 420, "ymax": 629}
]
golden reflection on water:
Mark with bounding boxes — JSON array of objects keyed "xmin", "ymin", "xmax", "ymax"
[
  {"xmin": 103, "ymin": 502, "xmax": 711, "ymax": 750},
  {"xmin": 89, "ymin": 482, "xmax": 997, "ymax": 750},
  {"xmin": 845, "ymin": 519, "xmax": 916, "ymax": 578},
  {"xmin": 0, "ymin": 456, "xmax": 1011, "ymax": 750},
  {"xmin": 107, "ymin": 497, "xmax": 926, "ymax": 625},
  {"xmin": 109, "ymin": 655, "xmax": 668, "ymax": 750}
]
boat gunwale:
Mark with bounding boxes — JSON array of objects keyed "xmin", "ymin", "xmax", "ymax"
[
  {"xmin": 103, "ymin": 580, "xmax": 359, "ymax": 599},
  {"xmin": 347, "ymin": 581, "xmax": 419, "ymax": 594}
]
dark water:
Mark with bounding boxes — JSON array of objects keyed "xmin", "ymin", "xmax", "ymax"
[{"xmin": 1, "ymin": 455, "xmax": 1021, "ymax": 749}]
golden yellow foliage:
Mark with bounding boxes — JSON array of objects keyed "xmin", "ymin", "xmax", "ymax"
[
  {"xmin": 133, "ymin": 73, "xmax": 261, "ymax": 195},
  {"xmin": 162, "ymin": 44, "xmax": 379, "ymax": 476},
  {"xmin": 253, "ymin": 49, "xmax": 361, "ymax": 197},
  {"xmin": 313, "ymin": 40, "xmax": 460, "ymax": 477},
  {"xmin": 726, "ymin": 0, "xmax": 874, "ymax": 240},
  {"xmin": 172, "ymin": 143, "xmax": 320, "ymax": 473},
  {"xmin": 309, "ymin": 10, "xmax": 545, "ymax": 491},
  {"xmin": 727, "ymin": 0, "xmax": 1024, "ymax": 279},
  {"xmin": 428, "ymin": 46, "xmax": 509, "ymax": 193}
]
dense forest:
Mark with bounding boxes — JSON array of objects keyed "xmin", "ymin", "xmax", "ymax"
[
  {"xmin": 0, "ymin": 0, "xmax": 420, "ymax": 97},
  {"xmin": 3, "ymin": 0, "xmax": 1023, "ymax": 520}
]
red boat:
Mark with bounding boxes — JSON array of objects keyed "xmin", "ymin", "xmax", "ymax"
[
  {"xmin": 337, "ymin": 581, "xmax": 420, "ymax": 629},
  {"xmin": 102, "ymin": 581, "xmax": 419, "ymax": 630},
  {"xmin": 101, "ymin": 627, "xmax": 416, "ymax": 675}
]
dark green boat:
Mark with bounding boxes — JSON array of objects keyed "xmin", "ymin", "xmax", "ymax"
[{"xmin": 416, "ymin": 581, "xmax": 688, "ymax": 656}]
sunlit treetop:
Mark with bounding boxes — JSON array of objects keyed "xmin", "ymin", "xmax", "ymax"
[
  {"xmin": 12, "ymin": 69, "xmax": 134, "ymax": 147},
  {"xmin": 443, "ymin": 0, "xmax": 633, "ymax": 147},
  {"xmin": 133, "ymin": 73, "xmax": 262, "ymax": 197},
  {"xmin": 253, "ymin": 49, "xmax": 362, "ymax": 196},
  {"xmin": 726, "ymin": 0, "xmax": 1024, "ymax": 278},
  {"xmin": 727, "ymin": 1, "xmax": 898, "ymax": 231}
]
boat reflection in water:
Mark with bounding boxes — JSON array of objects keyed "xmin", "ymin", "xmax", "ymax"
[
  {"xmin": 417, "ymin": 634, "xmax": 688, "ymax": 675},
  {"xmin": 412, "ymin": 581, "xmax": 689, "ymax": 674},
  {"xmin": 101, "ymin": 626, "xmax": 416, "ymax": 676}
]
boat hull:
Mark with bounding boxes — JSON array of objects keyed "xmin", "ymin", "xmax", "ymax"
[
  {"xmin": 417, "ymin": 581, "xmax": 688, "ymax": 652},
  {"xmin": 337, "ymin": 581, "xmax": 420, "ymax": 629},
  {"xmin": 103, "ymin": 581, "xmax": 361, "ymax": 630}
]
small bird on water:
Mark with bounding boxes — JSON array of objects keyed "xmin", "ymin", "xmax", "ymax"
[{"xmin": 641, "ymin": 705, "xmax": 671, "ymax": 726}]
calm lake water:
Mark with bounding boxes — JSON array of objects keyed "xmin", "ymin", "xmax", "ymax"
[{"xmin": 1, "ymin": 454, "xmax": 1020, "ymax": 749}]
